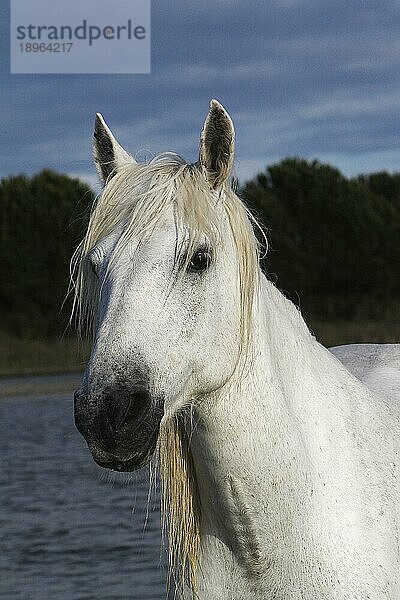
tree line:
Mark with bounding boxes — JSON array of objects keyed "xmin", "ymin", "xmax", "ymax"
[
  {"xmin": 241, "ymin": 159, "xmax": 400, "ymax": 320},
  {"xmin": 0, "ymin": 170, "xmax": 93, "ymax": 337},
  {"xmin": 0, "ymin": 160, "xmax": 398, "ymax": 339}
]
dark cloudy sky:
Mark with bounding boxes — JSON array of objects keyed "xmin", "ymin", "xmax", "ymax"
[{"xmin": 1, "ymin": 0, "xmax": 400, "ymax": 189}]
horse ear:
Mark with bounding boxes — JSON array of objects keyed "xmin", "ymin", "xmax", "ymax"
[
  {"xmin": 199, "ymin": 99, "xmax": 235, "ymax": 189},
  {"xmin": 93, "ymin": 113, "xmax": 135, "ymax": 185}
]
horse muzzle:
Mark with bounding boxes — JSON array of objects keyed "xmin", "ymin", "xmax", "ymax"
[{"xmin": 74, "ymin": 385, "xmax": 163, "ymax": 471}]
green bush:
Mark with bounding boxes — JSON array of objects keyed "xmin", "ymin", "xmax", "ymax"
[{"xmin": 0, "ymin": 170, "xmax": 93, "ymax": 337}]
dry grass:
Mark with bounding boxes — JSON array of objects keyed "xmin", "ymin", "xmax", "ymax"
[
  {"xmin": 0, "ymin": 333, "xmax": 89, "ymax": 376},
  {"xmin": 309, "ymin": 314, "xmax": 399, "ymax": 348}
]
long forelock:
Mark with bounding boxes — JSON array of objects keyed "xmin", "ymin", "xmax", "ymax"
[{"xmin": 71, "ymin": 153, "xmax": 261, "ymax": 349}]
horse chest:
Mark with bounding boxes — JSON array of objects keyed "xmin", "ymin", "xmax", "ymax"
[{"xmin": 196, "ymin": 470, "xmax": 400, "ymax": 599}]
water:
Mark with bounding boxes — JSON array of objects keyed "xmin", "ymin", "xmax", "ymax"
[{"xmin": 0, "ymin": 387, "xmax": 167, "ymax": 600}]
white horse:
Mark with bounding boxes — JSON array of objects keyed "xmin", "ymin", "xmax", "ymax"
[{"xmin": 73, "ymin": 100, "xmax": 400, "ymax": 599}]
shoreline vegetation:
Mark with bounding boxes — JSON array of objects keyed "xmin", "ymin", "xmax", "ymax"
[
  {"xmin": 1, "ymin": 302, "xmax": 398, "ymax": 378},
  {"xmin": 0, "ymin": 371, "xmax": 82, "ymax": 398},
  {"xmin": 1, "ymin": 163, "xmax": 399, "ymax": 378},
  {"xmin": 0, "ymin": 333, "xmax": 90, "ymax": 378}
]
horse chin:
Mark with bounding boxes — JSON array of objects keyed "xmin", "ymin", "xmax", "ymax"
[
  {"xmin": 94, "ymin": 454, "xmax": 152, "ymax": 472},
  {"xmin": 90, "ymin": 426, "xmax": 160, "ymax": 472}
]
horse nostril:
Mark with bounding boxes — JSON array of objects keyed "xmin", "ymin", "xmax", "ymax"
[
  {"xmin": 103, "ymin": 387, "xmax": 150, "ymax": 433},
  {"xmin": 119, "ymin": 390, "xmax": 149, "ymax": 428}
]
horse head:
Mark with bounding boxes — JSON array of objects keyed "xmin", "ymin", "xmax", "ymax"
[{"xmin": 73, "ymin": 101, "xmax": 258, "ymax": 473}]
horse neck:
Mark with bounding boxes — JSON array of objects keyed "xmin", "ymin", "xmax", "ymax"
[{"xmin": 188, "ymin": 274, "xmax": 389, "ymax": 579}]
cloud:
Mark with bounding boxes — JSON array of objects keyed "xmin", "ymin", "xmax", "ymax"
[{"xmin": 1, "ymin": 0, "xmax": 400, "ymax": 186}]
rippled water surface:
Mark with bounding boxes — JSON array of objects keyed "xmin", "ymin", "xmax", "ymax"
[{"xmin": 0, "ymin": 389, "xmax": 166, "ymax": 600}]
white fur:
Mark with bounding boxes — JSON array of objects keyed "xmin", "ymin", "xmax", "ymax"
[
  {"xmin": 189, "ymin": 283, "xmax": 400, "ymax": 599},
  {"xmin": 331, "ymin": 344, "xmax": 400, "ymax": 402}
]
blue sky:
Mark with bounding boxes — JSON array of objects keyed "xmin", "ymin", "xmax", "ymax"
[{"xmin": 1, "ymin": 0, "xmax": 400, "ymax": 190}]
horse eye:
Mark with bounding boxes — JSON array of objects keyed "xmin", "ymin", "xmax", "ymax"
[
  {"xmin": 90, "ymin": 261, "xmax": 99, "ymax": 278},
  {"xmin": 188, "ymin": 248, "xmax": 212, "ymax": 272},
  {"xmin": 88, "ymin": 248, "xmax": 102, "ymax": 278}
]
